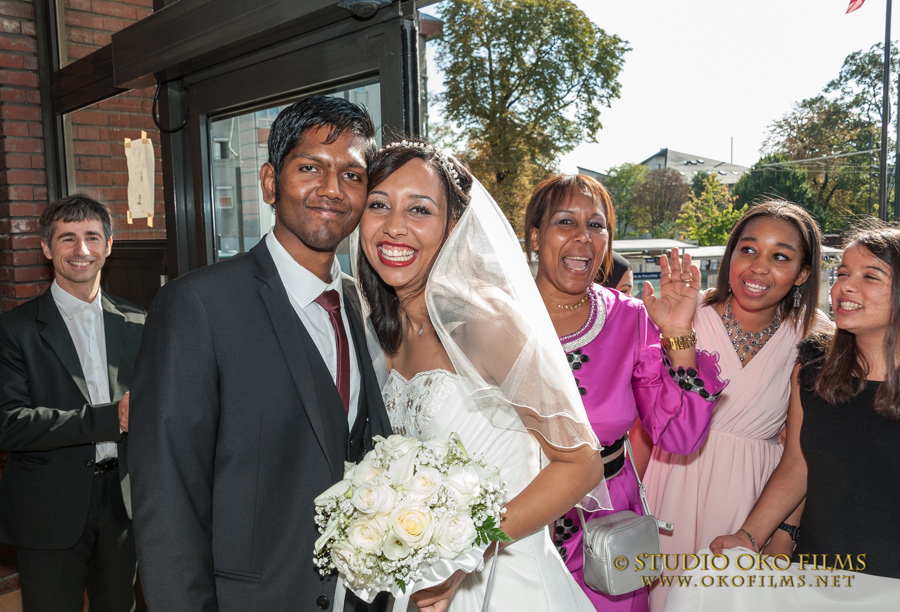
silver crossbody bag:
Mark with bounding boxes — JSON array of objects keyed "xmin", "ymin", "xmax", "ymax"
[{"xmin": 577, "ymin": 436, "xmax": 673, "ymax": 596}]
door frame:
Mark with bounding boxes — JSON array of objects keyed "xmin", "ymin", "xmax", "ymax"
[{"xmin": 159, "ymin": 13, "xmax": 423, "ymax": 276}]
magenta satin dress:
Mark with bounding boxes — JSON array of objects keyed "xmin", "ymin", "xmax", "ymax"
[{"xmin": 554, "ymin": 285, "xmax": 727, "ymax": 612}]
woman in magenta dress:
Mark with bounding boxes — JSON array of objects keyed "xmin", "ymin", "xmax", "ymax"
[{"xmin": 523, "ymin": 174, "xmax": 728, "ymax": 611}]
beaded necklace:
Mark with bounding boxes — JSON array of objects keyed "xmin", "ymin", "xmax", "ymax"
[
  {"xmin": 555, "ymin": 291, "xmax": 590, "ymax": 311},
  {"xmin": 721, "ymin": 297, "xmax": 781, "ymax": 363}
]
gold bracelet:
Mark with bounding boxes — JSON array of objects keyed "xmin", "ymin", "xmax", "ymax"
[{"xmin": 660, "ymin": 330, "xmax": 697, "ymax": 351}]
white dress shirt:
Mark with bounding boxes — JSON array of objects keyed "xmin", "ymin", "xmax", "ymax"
[
  {"xmin": 266, "ymin": 232, "xmax": 360, "ymax": 426},
  {"xmin": 51, "ymin": 280, "xmax": 117, "ymax": 462}
]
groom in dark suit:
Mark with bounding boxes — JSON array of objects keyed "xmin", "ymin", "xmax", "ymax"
[
  {"xmin": 129, "ymin": 96, "xmax": 392, "ymax": 612},
  {"xmin": 0, "ymin": 195, "xmax": 145, "ymax": 611}
]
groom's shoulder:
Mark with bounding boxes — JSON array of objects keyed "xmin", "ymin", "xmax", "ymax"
[{"xmin": 170, "ymin": 248, "xmax": 262, "ymax": 292}]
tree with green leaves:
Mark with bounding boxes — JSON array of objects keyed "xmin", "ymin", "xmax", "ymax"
[
  {"xmin": 762, "ymin": 94, "xmax": 876, "ymax": 230},
  {"xmin": 434, "ymin": 0, "xmax": 629, "ymax": 231},
  {"xmin": 604, "ymin": 162, "xmax": 647, "ymax": 238},
  {"xmin": 825, "ymin": 42, "xmax": 898, "ymax": 127},
  {"xmin": 678, "ymin": 175, "xmax": 743, "ymax": 246},
  {"xmin": 732, "ymin": 153, "xmax": 817, "ymax": 210},
  {"xmin": 631, "ymin": 168, "xmax": 689, "ymax": 238},
  {"xmin": 689, "ymin": 171, "xmax": 712, "ymax": 200},
  {"xmin": 761, "ymin": 42, "xmax": 897, "ymax": 230}
]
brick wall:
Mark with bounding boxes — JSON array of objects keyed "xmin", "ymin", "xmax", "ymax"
[
  {"xmin": 0, "ymin": 0, "xmax": 158, "ymax": 313},
  {"xmin": 0, "ymin": 0, "xmax": 49, "ymax": 312},
  {"xmin": 69, "ymin": 88, "xmax": 165, "ymax": 242},
  {"xmin": 63, "ymin": 0, "xmax": 154, "ymax": 64}
]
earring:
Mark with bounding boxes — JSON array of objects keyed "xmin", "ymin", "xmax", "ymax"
[{"xmin": 792, "ymin": 286, "xmax": 802, "ymax": 310}]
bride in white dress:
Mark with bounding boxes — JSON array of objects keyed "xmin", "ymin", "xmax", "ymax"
[{"xmin": 356, "ymin": 139, "xmax": 609, "ymax": 612}]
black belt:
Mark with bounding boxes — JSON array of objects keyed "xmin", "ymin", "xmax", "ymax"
[
  {"xmin": 94, "ymin": 457, "xmax": 118, "ymax": 475},
  {"xmin": 601, "ymin": 436, "xmax": 626, "ymax": 480}
]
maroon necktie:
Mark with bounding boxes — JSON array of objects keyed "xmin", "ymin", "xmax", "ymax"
[{"xmin": 315, "ymin": 290, "xmax": 350, "ymax": 414}]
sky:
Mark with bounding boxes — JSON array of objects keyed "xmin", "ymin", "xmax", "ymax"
[{"xmin": 423, "ymin": 0, "xmax": 899, "ymax": 174}]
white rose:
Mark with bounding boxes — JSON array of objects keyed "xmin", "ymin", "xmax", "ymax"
[
  {"xmin": 382, "ymin": 529, "xmax": 412, "ymax": 561},
  {"xmin": 346, "ymin": 516, "xmax": 387, "ymax": 554},
  {"xmin": 330, "ymin": 539, "xmax": 361, "ymax": 581},
  {"xmin": 390, "ymin": 503, "xmax": 434, "ymax": 546},
  {"xmin": 351, "ymin": 458, "xmax": 385, "ymax": 487},
  {"xmin": 434, "ymin": 513, "xmax": 477, "ymax": 558},
  {"xmin": 313, "ymin": 479, "xmax": 352, "ymax": 507},
  {"xmin": 406, "ymin": 466, "xmax": 443, "ymax": 503},
  {"xmin": 444, "ymin": 464, "xmax": 481, "ymax": 508},
  {"xmin": 351, "ymin": 476, "xmax": 397, "ymax": 515},
  {"xmin": 379, "ymin": 434, "xmax": 420, "ymax": 459},
  {"xmin": 472, "ymin": 463, "xmax": 502, "ymax": 488}
]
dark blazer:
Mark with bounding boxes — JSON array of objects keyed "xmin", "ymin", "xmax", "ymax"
[
  {"xmin": 0, "ymin": 289, "xmax": 145, "ymax": 548},
  {"xmin": 129, "ymin": 240, "xmax": 392, "ymax": 612}
]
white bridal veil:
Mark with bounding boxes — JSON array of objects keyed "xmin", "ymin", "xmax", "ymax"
[{"xmin": 425, "ymin": 179, "xmax": 611, "ymax": 512}]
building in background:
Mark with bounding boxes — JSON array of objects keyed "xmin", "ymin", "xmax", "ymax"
[{"xmin": 639, "ymin": 147, "xmax": 748, "ymax": 187}]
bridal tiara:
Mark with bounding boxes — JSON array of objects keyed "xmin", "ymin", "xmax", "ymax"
[{"xmin": 383, "ymin": 139, "xmax": 462, "ymax": 192}]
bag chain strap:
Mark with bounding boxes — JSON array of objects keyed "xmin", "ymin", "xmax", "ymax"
[{"xmin": 576, "ymin": 435, "xmax": 672, "ymax": 540}]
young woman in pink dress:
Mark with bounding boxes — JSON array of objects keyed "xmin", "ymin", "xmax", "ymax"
[
  {"xmin": 524, "ymin": 174, "xmax": 729, "ymax": 611},
  {"xmin": 667, "ymin": 225, "xmax": 900, "ymax": 611},
  {"xmin": 642, "ymin": 200, "xmax": 832, "ymax": 611}
]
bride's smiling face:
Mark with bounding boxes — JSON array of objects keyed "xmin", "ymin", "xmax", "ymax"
[{"xmin": 361, "ymin": 158, "xmax": 451, "ymax": 297}]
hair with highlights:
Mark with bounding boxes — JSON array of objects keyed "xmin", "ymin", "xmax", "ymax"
[{"xmin": 524, "ymin": 174, "xmax": 615, "ymax": 283}]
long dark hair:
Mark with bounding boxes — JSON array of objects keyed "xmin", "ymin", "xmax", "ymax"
[
  {"xmin": 815, "ymin": 225, "xmax": 900, "ymax": 420},
  {"xmin": 705, "ymin": 199, "xmax": 823, "ymax": 336},
  {"xmin": 357, "ymin": 138, "xmax": 473, "ymax": 355},
  {"xmin": 523, "ymin": 174, "xmax": 616, "ymax": 283}
]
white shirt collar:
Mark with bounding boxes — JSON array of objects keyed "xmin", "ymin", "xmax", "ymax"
[
  {"xmin": 265, "ymin": 232, "xmax": 344, "ymax": 307},
  {"xmin": 50, "ymin": 279, "xmax": 103, "ymax": 319}
]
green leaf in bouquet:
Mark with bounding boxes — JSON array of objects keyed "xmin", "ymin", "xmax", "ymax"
[
  {"xmin": 448, "ymin": 432, "xmax": 471, "ymax": 461},
  {"xmin": 395, "ymin": 578, "xmax": 407, "ymax": 593},
  {"xmin": 474, "ymin": 516, "xmax": 514, "ymax": 546}
]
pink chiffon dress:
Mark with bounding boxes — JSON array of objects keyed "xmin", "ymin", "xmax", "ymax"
[
  {"xmin": 644, "ymin": 298, "xmax": 831, "ymax": 612},
  {"xmin": 554, "ymin": 285, "xmax": 727, "ymax": 612}
]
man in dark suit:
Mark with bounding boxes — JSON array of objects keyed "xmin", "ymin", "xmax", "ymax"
[
  {"xmin": 129, "ymin": 96, "xmax": 393, "ymax": 612},
  {"xmin": 0, "ymin": 195, "xmax": 145, "ymax": 611}
]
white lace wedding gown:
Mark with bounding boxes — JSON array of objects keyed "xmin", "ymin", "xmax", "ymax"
[{"xmin": 383, "ymin": 368, "xmax": 595, "ymax": 612}]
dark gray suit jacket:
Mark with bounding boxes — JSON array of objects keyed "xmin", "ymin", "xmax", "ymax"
[
  {"xmin": 129, "ymin": 240, "xmax": 392, "ymax": 612},
  {"xmin": 0, "ymin": 289, "xmax": 145, "ymax": 548}
]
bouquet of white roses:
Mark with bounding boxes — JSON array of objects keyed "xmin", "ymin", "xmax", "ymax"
[{"xmin": 313, "ymin": 432, "xmax": 510, "ymax": 602}]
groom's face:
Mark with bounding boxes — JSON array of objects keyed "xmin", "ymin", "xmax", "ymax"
[{"xmin": 262, "ymin": 125, "xmax": 368, "ymax": 261}]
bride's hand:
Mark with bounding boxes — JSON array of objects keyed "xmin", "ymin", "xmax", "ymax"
[{"xmin": 411, "ymin": 570, "xmax": 466, "ymax": 612}]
